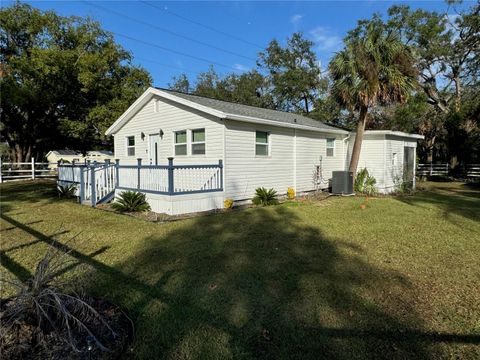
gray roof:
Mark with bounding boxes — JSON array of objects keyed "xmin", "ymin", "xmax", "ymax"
[
  {"xmin": 52, "ymin": 150, "xmax": 81, "ymax": 156},
  {"xmin": 159, "ymin": 88, "xmax": 341, "ymax": 132}
]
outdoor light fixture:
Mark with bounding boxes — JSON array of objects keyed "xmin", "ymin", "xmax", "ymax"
[
  {"xmin": 86, "ymin": 336, "xmax": 94, "ymax": 360},
  {"xmin": 141, "ymin": 132, "xmax": 145, "ymax": 140},
  {"xmin": 159, "ymin": 129, "xmax": 164, "ymax": 138}
]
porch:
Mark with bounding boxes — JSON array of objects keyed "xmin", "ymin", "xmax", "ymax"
[{"xmin": 57, "ymin": 158, "xmax": 224, "ymax": 215}]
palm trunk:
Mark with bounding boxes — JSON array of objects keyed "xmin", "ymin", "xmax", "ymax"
[{"xmin": 348, "ymin": 105, "xmax": 368, "ymax": 176}]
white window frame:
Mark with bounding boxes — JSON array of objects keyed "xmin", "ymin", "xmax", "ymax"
[
  {"xmin": 326, "ymin": 138, "xmax": 335, "ymax": 157},
  {"xmin": 191, "ymin": 128, "xmax": 206, "ymax": 156},
  {"xmin": 392, "ymin": 152, "xmax": 397, "ymax": 166},
  {"xmin": 174, "ymin": 130, "xmax": 187, "ymax": 156},
  {"xmin": 126, "ymin": 135, "xmax": 135, "ymax": 157},
  {"xmin": 255, "ymin": 130, "xmax": 270, "ymax": 157}
]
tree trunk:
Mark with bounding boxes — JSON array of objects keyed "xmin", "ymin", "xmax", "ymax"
[
  {"xmin": 454, "ymin": 74, "xmax": 461, "ymax": 112},
  {"xmin": 348, "ymin": 105, "xmax": 368, "ymax": 176},
  {"xmin": 303, "ymin": 95, "xmax": 309, "ymax": 114}
]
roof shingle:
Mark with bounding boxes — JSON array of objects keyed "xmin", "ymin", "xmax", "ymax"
[{"xmin": 158, "ymin": 88, "xmax": 341, "ymax": 132}]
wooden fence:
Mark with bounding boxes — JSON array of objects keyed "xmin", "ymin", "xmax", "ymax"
[
  {"xmin": 0, "ymin": 159, "xmax": 58, "ymax": 182},
  {"xmin": 58, "ymin": 157, "xmax": 223, "ymax": 207}
]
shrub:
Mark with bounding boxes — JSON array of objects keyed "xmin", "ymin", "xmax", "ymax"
[
  {"xmin": 57, "ymin": 183, "xmax": 77, "ymax": 198},
  {"xmin": 252, "ymin": 187, "xmax": 279, "ymax": 206},
  {"xmin": 287, "ymin": 187, "xmax": 296, "ymax": 200},
  {"xmin": 224, "ymin": 198, "xmax": 234, "ymax": 209},
  {"xmin": 0, "ymin": 242, "xmax": 116, "ymax": 357},
  {"xmin": 394, "ymin": 177, "xmax": 414, "ymax": 194},
  {"xmin": 354, "ymin": 168, "xmax": 377, "ymax": 196},
  {"xmin": 111, "ymin": 191, "xmax": 151, "ymax": 212}
]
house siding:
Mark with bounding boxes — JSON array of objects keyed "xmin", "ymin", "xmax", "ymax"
[
  {"xmin": 295, "ymin": 130, "xmax": 346, "ymax": 192},
  {"xmin": 348, "ymin": 134, "xmax": 387, "ymax": 191},
  {"xmin": 113, "ymin": 96, "xmax": 224, "ymax": 166},
  {"xmin": 224, "ymin": 120, "xmax": 295, "ymax": 200}
]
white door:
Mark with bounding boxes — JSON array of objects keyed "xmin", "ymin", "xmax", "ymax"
[{"xmin": 149, "ymin": 134, "xmax": 161, "ymax": 165}]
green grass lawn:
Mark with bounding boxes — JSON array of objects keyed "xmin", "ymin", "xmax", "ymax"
[{"xmin": 1, "ymin": 180, "xmax": 479, "ymax": 359}]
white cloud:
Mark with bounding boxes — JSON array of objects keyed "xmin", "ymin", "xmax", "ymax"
[
  {"xmin": 233, "ymin": 63, "xmax": 249, "ymax": 72},
  {"xmin": 309, "ymin": 26, "xmax": 342, "ymax": 52},
  {"xmin": 290, "ymin": 14, "xmax": 304, "ymax": 25}
]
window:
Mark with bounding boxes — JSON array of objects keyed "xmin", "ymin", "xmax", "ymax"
[
  {"xmin": 326, "ymin": 138, "xmax": 335, "ymax": 157},
  {"xmin": 191, "ymin": 129, "xmax": 206, "ymax": 155},
  {"xmin": 255, "ymin": 131, "xmax": 269, "ymax": 156},
  {"xmin": 126, "ymin": 136, "xmax": 135, "ymax": 157},
  {"xmin": 174, "ymin": 130, "xmax": 187, "ymax": 156},
  {"xmin": 392, "ymin": 153, "xmax": 397, "ymax": 166}
]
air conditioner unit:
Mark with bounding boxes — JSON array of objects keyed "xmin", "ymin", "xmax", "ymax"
[{"xmin": 331, "ymin": 171, "xmax": 354, "ymax": 195}]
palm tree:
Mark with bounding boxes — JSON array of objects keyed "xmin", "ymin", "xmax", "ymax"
[{"xmin": 329, "ymin": 18, "xmax": 417, "ymax": 175}]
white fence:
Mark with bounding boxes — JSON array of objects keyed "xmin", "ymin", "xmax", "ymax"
[
  {"xmin": 0, "ymin": 159, "xmax": 58, "ymax": 182},
  {"xmin": 417, "ymin": 163, "xmax": 449, "ymax": 177},
  {"xmin": 466, "ymin": 164, "xmax": 480, "ymax": 179}
]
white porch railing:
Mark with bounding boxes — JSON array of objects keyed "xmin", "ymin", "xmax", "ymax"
[{"xmin": 58, "ymin": 158, "xmax": 223, "ymax": 207}]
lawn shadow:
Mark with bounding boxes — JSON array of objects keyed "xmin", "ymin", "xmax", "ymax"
[
  {"xmin": 0, "ymin": 179, "xmax": 61, "ymax": 208},
  {"xmin": 81, "ymin": 205, "xmax": 479, "ymax": 359},
  {"xmin": 398, "ymin": 183, "xmax": 480, "ymax": 223}
]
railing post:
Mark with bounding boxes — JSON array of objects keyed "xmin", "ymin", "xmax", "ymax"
[
  {"xmin": 430, "ymin": 163, "xmax": 433, "ymax": 177},
  {"xmin": 31, "ymin": 158, "xmax": 35, "ymax": 179},
  {"xmin": 137, "ymin": 158, "xmax": 142, "ymax": 189},
  {"xmin": 91, "ymin": 161, "xmax": 96, "ymax": 207},
  {"xmin": 219, "ymin": 159, "xmax": 223, "ymax": 190},
  {"xmin": 168, "ymin": 157, "xmax": 174, "ymax": 195},
  {"xmin": 0, "ymin": 158, "xmax": 3, "ymax": 183},
  {"xmin": 79, "ymin": 167, "xmax": 85, "ymax": 204},
  {"xmin": 104, "ymin": 159, "xmax": 110, "ymax": 187},
  {"xmin": 115, "ymin": 159, "xmax": 120, "ymax": 188}
]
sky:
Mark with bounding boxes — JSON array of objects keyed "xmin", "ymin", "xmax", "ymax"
[{"xmin": 4, "ymin": 1, "xmax": 473, "ymax": 88}]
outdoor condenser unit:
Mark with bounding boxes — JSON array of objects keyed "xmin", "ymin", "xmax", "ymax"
[{"xmin": 331, "ymin": 171, "xmax": 354, "ymax": 195}]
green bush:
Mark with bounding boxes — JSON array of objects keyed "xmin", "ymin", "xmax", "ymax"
[
  {"xmin": 111, "ymin": 191, "xmax": 151, "ymax": 212},
  {"xmin": 57, "ymin": 183, "xmax": 77, "ymax": 198},
  {"xmin": 252, "ymin": 187, "xmax": 279, "ymax": 206},
  {"xmin": 354, "ymin": 168, "xmax": 377, "ymax": 196}
]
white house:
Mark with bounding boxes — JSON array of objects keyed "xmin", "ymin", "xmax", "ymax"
[
  {"xmin": 85, "ymin": 150, "xmax": 114, "ymax": 161},
  {"xmin": 46, "ymin": 150, "xmax": 83, "ymax": 168},
  {"xmin": 103, "ymin": 87, "xmax": 423, "ymax": 214}
]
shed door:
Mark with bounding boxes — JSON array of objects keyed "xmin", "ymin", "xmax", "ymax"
[
  {"xmin": 403, "ymin": 147, "xmax": 415, "ymax": 182},
  {"xmin": 149, "ymin": 134, "xmax": 161, "ymax": 165}
]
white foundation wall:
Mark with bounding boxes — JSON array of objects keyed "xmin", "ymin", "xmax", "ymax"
[
  {"xmin": 295, "ymin": 130, "xmax": 346, "ymax": 192},
  {"xmin": 113, "ymin": 96, "xmax": 224, "ymax": 166},
  {"xmin": 224, "ymin": 120, "xmax": 295, "ymax": 200},
  {"xmin": 114, "ymin": 189, "xmax": 224, "ymax": 215}
]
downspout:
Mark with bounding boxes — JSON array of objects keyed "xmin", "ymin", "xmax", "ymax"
[
  {"xmin": 342, "ymin": 133, "xmax": 351, "ymax": 171},
  {"xmin": 222, "ymin": 119, "xmax": 227, "ymax": 197},
  {"xmin": 293, "ymin": 128, "xmax": 297, "ymax": 192}
]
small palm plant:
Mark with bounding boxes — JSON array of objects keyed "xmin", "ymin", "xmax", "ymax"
[
  {"xmin": 354, "ymin": 168, "xmax": 377, "ymax": 196},
  {"xmin": 252, "ymin": 187, "xmax": 279, "ymax": 206},
  {"xmin": 57, "ymin": 183, "xmax": 77, "ymax": 198},
  {"xmin": 111, "ymin": 191, "xmax": 151, "ymax": 212}
]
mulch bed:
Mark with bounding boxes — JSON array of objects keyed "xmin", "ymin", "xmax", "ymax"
[{"xmin": 0, "ymin": 298, "xmax": 133, "ymax": 360}]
